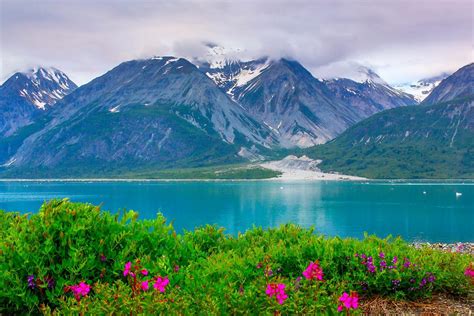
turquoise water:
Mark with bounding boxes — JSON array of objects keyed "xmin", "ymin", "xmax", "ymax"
[{"xmin": 0, "ymin": 180, "xmax": 472, "ymax": 242}]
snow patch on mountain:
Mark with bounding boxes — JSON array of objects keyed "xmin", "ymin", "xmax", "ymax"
[
  {"xmin": 195, "ymin": 43, "xmax": 272, "ymax": 99},
  {"xmin": 395, "ymin": 73, "xmax": 449, "ymax": 102}
]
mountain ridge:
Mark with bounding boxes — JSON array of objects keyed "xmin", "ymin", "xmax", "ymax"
[{"xmin": 2, "ymin": 54, "xmax": 470, "ymax": 178}]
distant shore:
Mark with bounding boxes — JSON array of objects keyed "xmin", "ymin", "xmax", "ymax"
[{"xmin": 1, "ymin": 178, "xmax": 473, "ymax": 182}]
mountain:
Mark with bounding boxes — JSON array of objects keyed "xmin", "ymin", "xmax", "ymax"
[
  {"xmin": 395, "ymin": 73, "xmax": 448, "ymax": 102},
  {"xmin": 0, "ymin": 67, "xmax": 77, "ymax": 137},
  {"xmin": 306, "ymin": 63, "xmax": 474, "ymax": 179},
  {"xmin": 325, "ymin": 66, "xmax": 417, "ymax": 118},
  {"xmin": 422, "ymin": 63, "xmax": 473, "ymax": 105},
  {"xmin": 1, "ymin": 57, "xmax": 275, "ymax": 175},
  {"xmin": 202, "ymin": 57, "xmax": 363, "ymax": 148},
  {"xmin": 2, "ymin": 51, "xmax": 460, "ymax": 177},
  {"xmin": 198, "ymin": 47, "xmax": 417, "ymax": 148}
]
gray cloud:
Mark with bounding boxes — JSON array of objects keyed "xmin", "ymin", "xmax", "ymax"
[{"xmin": 1, "ymin": 0, "xmax": 472, "ymax": 85}]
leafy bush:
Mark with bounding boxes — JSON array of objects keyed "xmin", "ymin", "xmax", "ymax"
[{"xmin": 0, "ymin": 200, "xmax": 472, "ymax": 314}]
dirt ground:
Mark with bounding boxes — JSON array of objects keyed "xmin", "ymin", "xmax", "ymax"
[{"xmin": 361, "ymin": 294, "xmax": 474, "ymax": 315}]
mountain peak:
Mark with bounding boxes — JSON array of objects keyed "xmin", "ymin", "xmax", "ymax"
[
  {"xmin": 3, "ymin": 66, "xmax": 77, "ymax": 110},
  {"xmin": 345, "ymin": 65, "xmax": 387, "ymax": 85},
  {"xmin": 0, "ymin": 66, "xmax": 77, "ymax": 137}
]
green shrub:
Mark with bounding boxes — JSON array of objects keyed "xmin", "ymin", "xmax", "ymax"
[{"xmin": 0, "ymin": 200, "xmax": 472, "ymax": 314}]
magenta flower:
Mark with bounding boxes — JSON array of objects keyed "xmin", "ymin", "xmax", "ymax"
[
  {"xmin": 465, "ymin": 266, "xmax": 474, "ymax": 278},
  {"xmin": 302, "ymin": 261, "xmax": 324, "ymax": 281},
  {"xmin": 141, "ymin": 280, "xmax": 149, "ymax": 291},
  {"xmin": 266, "ymin": 283, "xmax": 288, "ymax": 305},
  {"xmin": 123, "ymin": 261, "xmax": 132, "ymax": 277},
  {"xmin": 153, "ymin": 276, "xmax": 170, "ymax": 293},
  {"xmin": 70, "ymin": 282, "xmax": 91, "ymax": 301},
  {"xmin": 141, "ymin": 269, "xmax": 148, "ymax": 276},
  {"xmin": 337, "ymin": 292, "xmax": 359, "ymax": 312}
]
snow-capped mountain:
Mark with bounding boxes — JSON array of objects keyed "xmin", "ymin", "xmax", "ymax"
[
  {"xmin": 229, "ymin": 58, "xmax": 362, "ymax": 147},
  {"xmin": 198, "ymin": 47, "xmax": 416, "ymax": 147},
  {"xmin": 395, "ymin": 73, "xmax": 449, "ymax": 102},
  {"xmin": 196, "ymin": 44, "xmax": 271, "ymax": 101},
  {"xmin": 0, "ymin": 67, "xmax": 77, "ymax": 137},
  {"xmin": 2, "ymin": 67, "xmax": 77, "ymax": 110},
  {"xmin": 5, "ymin": 56, "xmax": 276, "ymax": 169}
]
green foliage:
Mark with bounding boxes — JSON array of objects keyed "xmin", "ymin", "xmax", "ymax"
[
  {"xmin": 1, "ymin": 200, "xmax": 472, "ymax": 314},
  {"xmin": 119, "ymin": 164, "xmax": 282, "ymax": 179}
]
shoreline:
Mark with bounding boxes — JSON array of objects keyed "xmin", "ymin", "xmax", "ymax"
[
  {"xmin": 0, "ymin": 178, "xmax": 368, "ymax": 182},
  {"xmin": 0, "ymin": 178, "xmax": 473, "ymax": 182},
  {"xmin": 0, "ymin": 178, "xmax": 474, "ymax": 185}
]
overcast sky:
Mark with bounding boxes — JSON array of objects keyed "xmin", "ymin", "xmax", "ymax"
[{"xmin": 1, "ymin": 0, "xmax": 472, "ymax": 86}]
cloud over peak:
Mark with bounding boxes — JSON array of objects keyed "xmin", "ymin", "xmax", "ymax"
[{"xmin": 1, "ymin": 0, "xmax": 472, "ymax": 85}]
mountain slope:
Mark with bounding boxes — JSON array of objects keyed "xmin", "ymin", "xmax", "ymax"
[
  {"xmin": 305, "ymin": 63, "xmax": 474, "ymax": 179},
  {"xmin": 0, "ymin": 67, "xmax": 77, "ymax": 137},
  {"xmin": 235, "ymin": 59, "xmax": 366, "ymax": 147},
  {"xmin": 201, "ymin": 56, "xmax": 362, "ymax": 147},
  {"xmin": 422, "ymin": 63, "xmax": 473, "ymax": 105},
  {"xmin": 2, "ymin": 57, "xmax": 275, "ymax": 175},
  {"xmin": 307, "ymin": 96, "xmax": 473, "ymax": 178}
]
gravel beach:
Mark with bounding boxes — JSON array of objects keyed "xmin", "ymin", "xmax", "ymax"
[{"xmin": 412, "ymin": 242, "xmax": 474, "ymax": 255}]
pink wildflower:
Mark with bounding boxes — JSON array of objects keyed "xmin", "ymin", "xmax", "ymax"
[
  {"xmin": 302, "ymin": 261, "xmax": 324, "ymax": 281},
  {"xmin": 70, "ymin": 282, "xmax": 91, "ymax": 301},
  {"xmin": 337, "ymin": 292, "xmax": 359, "ymax": 312},
  {"xmin": 123, "ymin": 261, "xmax": 132, "ymax": 277},
  {"xmin": 141, "ymin": 280, "xmax": 149, "ymax": 291},
  {"xmin": 141, "ymin": 269, "xmax": 148, "ymax": 276},
  {"xmin": 153, "ymin": 276, "xmax": 170, "ymax": 293},
  {"xmin": 464, "ymin": 266, "xmax": 474, "ymax": 278},
  {"xmin": 266, "ymin": 283, "xmax": 288, "ymax": 305}
]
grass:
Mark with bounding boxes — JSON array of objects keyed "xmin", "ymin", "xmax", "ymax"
[{"xmin": 0, "ymin": 200, "xmax": 472, "ymax": 314}]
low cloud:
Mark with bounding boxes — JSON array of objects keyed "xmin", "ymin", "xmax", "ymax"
[{"xmin": 1, "ymin": 0, "xmax": 472, "ymax": 85}]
